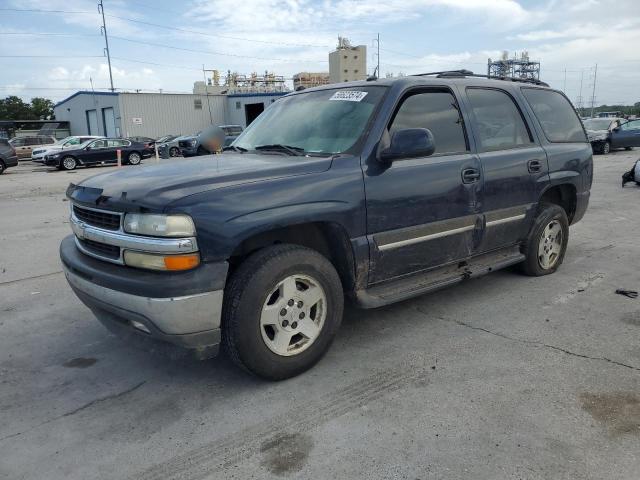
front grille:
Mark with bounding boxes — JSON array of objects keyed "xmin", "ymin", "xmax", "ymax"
[
  {"xmin": 73, "ymin": 205, "xmax": 121, "ymax": 231},
  {"xmin": 79, "ymin": 238, "xmax": 120, "ymax": 259}
]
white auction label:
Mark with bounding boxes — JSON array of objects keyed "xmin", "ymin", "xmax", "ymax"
[{"xmin": 329, "ymin": 91, "xmax": 368, "ymax": 102}]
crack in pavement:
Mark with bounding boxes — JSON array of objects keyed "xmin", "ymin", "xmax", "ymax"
[
  {"xmin": 414, "ymin": 307, "xmax": 640, "ymax": 373},
  {"xmin": 0, "ymin": 270, "xmax": 63, "ymax": 287},
  {"xmin": 0, "ymin": 381, "xmax": 146, "ymax": 443}
]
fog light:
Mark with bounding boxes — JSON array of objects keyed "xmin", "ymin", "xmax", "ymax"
[{"xmin": 124, "ymin": 251, "xmax": 200, "ymax": 271}]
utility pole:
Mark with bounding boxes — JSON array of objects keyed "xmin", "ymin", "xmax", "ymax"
[
  {"xmin": 590, "ymin": 63, "xmax": 598, "ymax": 118},
  {"xmin": 376, "ymin": 33, "xmax": 380, "ymax": 79},
  {"xmin": 202, "ymin": 65, "xmax": 213, "ymax": 124},
  {"xmin": 563, "ymin": 68, "xmax": 567, "ymax": 92},
  {"xmin": 576, "ymin": 69, "xmax": 584, "ymax": 116},
  {"xmin": 98, "ymin": 0, "xmax": 114, "ymax": 92}
]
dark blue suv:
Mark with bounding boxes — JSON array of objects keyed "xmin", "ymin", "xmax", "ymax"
[{"xmin": 60, "ymin": 72, "xmax": 592, "ymax": 380}]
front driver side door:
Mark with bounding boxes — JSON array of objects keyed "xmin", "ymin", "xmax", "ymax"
[
  {"xmin": 364, "ymin": 87, "xmax": 482, "ymax": 284},
  {"xmin": 611, "ymin": 120, "xmax": 640, "ymax": 148}
]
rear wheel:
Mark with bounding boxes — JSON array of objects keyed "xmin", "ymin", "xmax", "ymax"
[
  {"xmin": 61, "ymin": 156, "xmax": 77, "ymax": 171},
  {"xmin": 127, "ymin": 152, "xmax": 141, "ymax": 165},
  {"xmin": 169, "ymin": 147, "xmax": 180, "ymax": 157},
  {"xmin": 0, "ymin": 161, "xmax": 5, "ymax": 174},
  {"xmin": 521, "ymin": 203, "xmax": 569, "ymax": 276},
  {"xmin": 625, "ymin": 146, "xmax": 633, "ymax": 151},
  {"xmin": 223, "ymin": 244, "xmax": 344, "ymax": 380}
]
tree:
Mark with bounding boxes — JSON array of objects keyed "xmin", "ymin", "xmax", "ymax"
[
  {"xmin": 0, "ymin": 96, "xmax": 35, "ymax": 120},
  {"xmin": 30, "ymin": 97, "xmax": 55, "ymax": 120}
]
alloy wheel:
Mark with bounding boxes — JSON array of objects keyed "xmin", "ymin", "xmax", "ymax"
[
  {"xmin": 128, "ymin": 153, "xmax": 141, "ymax": 165},
  {"xmin": 62, "ymin": 157, "xmax": 76, "ymax": 170},
  {"xmin": 538, "ymin": 220, "xmax": 563, "ymax": 269},
  {"xmin": 259, "ymin": 274, "xmax": 327, "ymax": 357}
]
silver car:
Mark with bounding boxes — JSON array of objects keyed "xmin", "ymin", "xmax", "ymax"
[{"xmin": 31, "ymin": 135, "xmax": 103, "ymax": 162}]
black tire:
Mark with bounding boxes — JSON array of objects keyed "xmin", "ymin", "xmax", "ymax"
[
  {"xmin": 196, "ymin": 146, "xmax": 208, "ymax": 156},
  {"xmin": 169, "ymin": 147, "xmax": 180, "ymax": 157},
  {"xmin": 127, "ymin": 151, "xmax": 142, "ymax": 165},
  {"xmin": 521, "ymin": 202, "xmax": 569, "ymax": 276},
  {"xmin": 602, "ymin": 141, "xmax": 611, "ymax": 155},
  {"xmin": 0, "ymin": 160, "xmax": 5, "ymax": 174},
  {"xmin": 61, "ymin": 156, "xmax": 77, "ymax": 171},
  {"xmin": 625, "ymin": 146, "xmax": 633, "ymax": 151},
  {"xmin": 222, "ymin": 244, "xmax": 344, "ymax": 380}
]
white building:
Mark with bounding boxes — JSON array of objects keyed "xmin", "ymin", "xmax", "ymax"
[{"xmin": 329, "ymin": 37, "xmax": 367, "ymax": 83}]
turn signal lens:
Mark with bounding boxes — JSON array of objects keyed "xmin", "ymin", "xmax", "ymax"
[
  {"xmin": 164, "ymin": 254, "xmax": 200, "ymax": 271},
  {"xmin": 124, "ymin": 251, "xmax": 200, "ymax": 271}
]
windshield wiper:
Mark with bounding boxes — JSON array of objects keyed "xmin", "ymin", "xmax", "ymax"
[
  {"xmin": 254, "ymin": 144, "xmax": 305, "ymax": 156},
  {"xmin": 223, "ymin": 145, "xmax": 248, "ymax": 153}
]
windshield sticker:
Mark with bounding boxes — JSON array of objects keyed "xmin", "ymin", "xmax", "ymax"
[{"xmin": 329, "ymin": 91, "xmax": 368, "ymax": 102}]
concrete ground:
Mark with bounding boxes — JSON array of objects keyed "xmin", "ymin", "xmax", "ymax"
[{"xmin": 1, "ymin": 152, "xmax": 639, "ymax": 480}]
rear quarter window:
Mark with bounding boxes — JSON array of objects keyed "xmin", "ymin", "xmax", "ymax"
[{"xmin": 521, "ymin": 88, "xmax": 586, "ymax": 143}]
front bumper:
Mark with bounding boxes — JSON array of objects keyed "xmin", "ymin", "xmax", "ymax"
[{"xmin": 60, "ymin": 235, "xmax": 228, "ymax": 359}]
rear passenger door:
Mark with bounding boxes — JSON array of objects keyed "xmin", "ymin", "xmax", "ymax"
[
  {"xmin": 611, "ymin": 120, "xmax": 640, "ymax": 148},
  {"xmin": 364, "ymin": 88, "xmax": 482, "ymax": 283},
  {"xmin": 464, "ymin": 87, "xmax": 547, "ymax": 252}
]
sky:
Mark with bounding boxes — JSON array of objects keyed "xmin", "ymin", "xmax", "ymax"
[{"xmin": 1, "ymin": 0, "xmax": 639, "ymax": 106}]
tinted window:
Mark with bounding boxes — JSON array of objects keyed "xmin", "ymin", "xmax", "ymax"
[
  {"xmin": 522, "ymin": 88, "xmax": 585, "ymax": 142},
  {"xmin": 26, "ymin": 137, "xmax": 40, "ymax": 146},
  {"xmin": 11, "ymin": 138, "xmax": 25, "ymax": 146},
  {"xmin": 91, "ymin": 140, "xmax": 108, "ymax": 148},
  {"xmin": 41, "ymin": 137, "xmax": 56, "ymax": 144},
  {"xmin": 467, "ymin": 88, "xmax": 532, "ymax": 151},
  {"xmin": 621, "ymin": 120, "xmax": 640, "ymax": 131},
  {"xmin": 389, "ymin": 91, "xmax": 467, "ymax": 154}
]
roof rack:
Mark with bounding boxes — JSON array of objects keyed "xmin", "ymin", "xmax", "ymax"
[{"xmin": 411, "ymin": 69, "xmax": 549, "ymax": 87}]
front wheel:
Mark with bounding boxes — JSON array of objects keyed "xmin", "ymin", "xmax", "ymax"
[
  {"xmin": 127, "ymin": 152, "xmax": 141, "ymax": 165},
  {"xmin": 521, "ymin": 203, "xmax": 569, "ymax": 276},
  {"xmin": 0, "ymin": 161, "xmax": 5, "ymax": 174},
  {"xmin": 223, "ymin": 244, "xmax": 344, "ymax": 380},
  {"xmin": 169, "ymin": 147, "xmax": 180, "ymax": 157},
  {"xmin": 61, "ymin": 156, "xmax": 77, "ymax": 170},
  {"xmin": 602, "ymin": 141, "xmax": 611, "ymax": 155}
]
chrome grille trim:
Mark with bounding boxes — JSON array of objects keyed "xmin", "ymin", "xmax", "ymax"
[{"xmin": 70, "ymin": 202, "xmax": 198, "ymax": 264}]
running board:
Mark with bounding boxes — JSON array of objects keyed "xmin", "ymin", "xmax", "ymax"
[{"xmin": 354, "ymin": 246, "xmax": 525, "ymax": 309}]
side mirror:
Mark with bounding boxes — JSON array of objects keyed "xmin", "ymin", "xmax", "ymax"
[
  {"xmin": 379, "ymin": 128, "xmax": 435, "ymax": 162},
  {"xmin": 85, "ymin": 146, "xmax": 92, "ymax": 150},
  {"xmin": 612, "ymin": 127, "xmax": 620, "ymax": 132}
]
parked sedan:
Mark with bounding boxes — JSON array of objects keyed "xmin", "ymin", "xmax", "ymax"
[
  {"xmin": 0, "ymin": 138, "xmax": 19, "ymax": 174},
  {"xmin": 44, "ymin": 138, "xmax": 151, "ymax": 170},
  {"xmin": 31, "ymin": 135, "xmax": 103, "ymax": 162},
  {"xmin": 585, "ymin": 117, "xmax": 640, "ymax": 154},
  {"xmin": 155, "ymin": 134, "xmax": 183, "ymax": 158}
]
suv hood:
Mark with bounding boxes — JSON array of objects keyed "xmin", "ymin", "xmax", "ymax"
[{"xmin": 67, "ymin": 152, "xmax": 333, "ymax": 211}]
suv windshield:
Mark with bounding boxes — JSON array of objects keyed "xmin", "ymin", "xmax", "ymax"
[
  {"xmin": 583, "ymin": 119, "xmax": 613, "ymax": 130},
  {"xmin": 234, "ymin": 86, "xmax": 386, "ymax": 155}
]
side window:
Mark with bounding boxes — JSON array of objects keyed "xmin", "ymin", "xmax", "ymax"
[
  {"xmin": 466, "ymin": 88, "xmax": 533, "ymax": 151},
  {"xmin": 521, "ymin": 88, "xmax": 586, "ymax": 142},
  {"xmin": 12, "ymin": 138, "xmax": 25, "ymax": 147},
  {"xmin": 107, "ymin": 140, "xmax": 121, "ymax": 147},
  {"xmin": 389, "ymin": 90, "xmax": 468, "ymax": 154},
  {"xmin": 67, "ymin": 138, "xmax": 81, "ymax": 145},
  {"xmin": 621, "ymin": 120, "xmax": 640, "ymax": 131},
  {"xmin": 43, "ymin": 137, "xmax": 56, "ymax": 144},
  {"xmin": 26, "ymin": 137, "xmax": 40, "ymax": 146},
  {"xmin": 91, "ymin": 140, "xmax": 108, "ymax": 148}
]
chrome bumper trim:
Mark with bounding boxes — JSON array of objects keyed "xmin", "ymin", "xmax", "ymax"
[{"xmin": 63, "ymin": 264, "xmax": 223, "ymax": 334}]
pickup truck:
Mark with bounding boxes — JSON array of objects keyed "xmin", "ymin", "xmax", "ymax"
[{"xmin": 60, "ymin": 72, "xmax": 592, "ymax": 380}]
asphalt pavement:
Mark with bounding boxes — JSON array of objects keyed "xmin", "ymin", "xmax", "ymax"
[{"xmin": 1, "ymin": 152, "xmax": 639, "ymax": 479}]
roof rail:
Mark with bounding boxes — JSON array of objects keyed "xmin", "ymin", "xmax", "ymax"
[{"xmin": 411, "ymin": 69, "xmax": 549, "ymax": 87}]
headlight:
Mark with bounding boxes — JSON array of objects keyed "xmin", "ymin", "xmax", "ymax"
[
  {"xmin": 589, "ymin": 133, "xmax": 607, "ymax": 141},
  {"xmin": 190, "ymin": 139, "xmax": 197, "ymax": 146},
  {"xmin": 123, "ymin": 251, "xmax": 200, "ymax": 271},
  {"xmin": 123, "ymin": 213, "xmax": 196, "ymax": 237}
]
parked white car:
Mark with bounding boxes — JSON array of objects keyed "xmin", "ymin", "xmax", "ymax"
[{"xmin": 31, "ymin": 135, "xmax": 104, "ymax": 162}]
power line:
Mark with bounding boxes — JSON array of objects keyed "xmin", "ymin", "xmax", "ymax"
[
  {"xmin": 0, "ymin": 55, "xmax": 104, "ymax": 58},
  {"xmin": 104, "ymin": 14, "xmax": 331, "ymax": 48},
  {"xmin": 0, "ymin": 8, "xmax": 93, "ymax": 14},
  {"xmin": 108, "ymin": 35, "xmax": 327, "ymax": 63},
  {"xmin": 0, "ymin": 32, "xmax": 100, "ymax": 37}
]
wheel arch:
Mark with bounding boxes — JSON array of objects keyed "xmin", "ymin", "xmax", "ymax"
[
  {"xmin": 539, "ymin": 183, "xmax": 577, "ymax": 224},
  {"xmin": 228, "ymin": 221, "xmax": 358, "ymax": 293}
]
